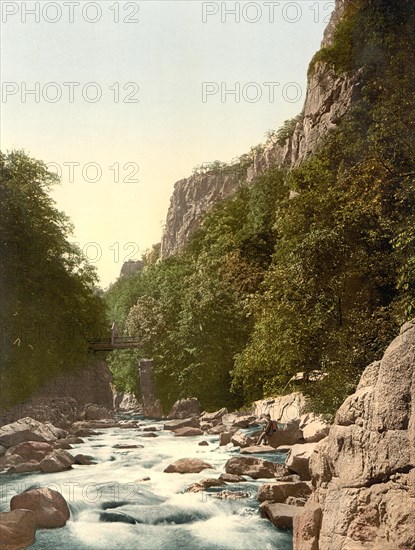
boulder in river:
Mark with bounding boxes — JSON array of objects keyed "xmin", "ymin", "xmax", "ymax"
[
  {"xmin": 39, "ymin": 450, "xmax": 75, "ymax": 473},
  {"xmin": 11, "ymin": 487, "xmax": 70, "ymax": 528},
  {"xmin": 6, "ymin": 441, "xmax": 53, "ymax": 462},
  {"xmin": 230, "ymin": 431, "xmax": 256, "ymax": 448},
  {"xmin": 164, "ymin": 417, "xmax": 200, "ymax": 431},
  {"xmin": 225, "ymin": 456, "xmax": 288, "ymax": 479},
  {"xmin": 299, "ymin": 413, "xmax": 330, "ymax": 443},
  {"xmin": 219, "ymin": 431, "xmax": 233, "ymax": 446},
  {"xmin": 0, "ymin": 418, "xmax": 61, "ymax": 448},
  {"xmin": 167, "ymin": 398, "xmax": 202, "ymax": 419},
  {"xmin": 164, "ymin": 458, "xmax": 213, "ymax": 474},
  {"xmin": 219, "ymin": 473, "xmax": 247, "ymax": 483},
  {"xmin": 174, "ymin": 427, "xmax": 204, "ymax": 437},
  {"xmin": 186, "ymin": 478, "xmax": 226, "ymax": 492},
  {"xmin": 0, "ymin": 509, "xmax": 37, "ymax": 550},
  {"xmin": 199, "ymin": 408, "xmax": 228, "ymax": 423},
  {"xmin": 240, "ymin": 445, "xmax": 277, "ymax": 454},
  {"xmin": 260, "ymin": 501, "xmax": 302, "ymax": 529}
]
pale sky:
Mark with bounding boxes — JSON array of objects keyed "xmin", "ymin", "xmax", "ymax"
[{"xmin": 1, "ymin": 0, "xmax": 333, "ymax": 287}]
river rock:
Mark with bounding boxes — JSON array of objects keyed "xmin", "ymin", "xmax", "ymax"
[
  {"xmin": 10, "ymin": 487, "xmax": 70, "ymax": 528},
  {"xmin": 222, "ymin": 413, "xmax": 256, "ymax": 429},
  {"xmin": 207, "ymin": 424, "xmax": 228, "ymax": 435},
  {"xmin": 113, "ymin": 444, "xmax": 143, "ymax": 449},
  {"xmin": 257, "ymin": 481, "xmax": 312, "ymax": 503},
  {"xmin": 219, "ymin": 431, "xmax": 233, "ymax": 446},
  {"xmin": 0, "ymin": 418, "xmax": 61, "ymax": 448},
  {"xmin": 230, "ymin": 431, "xmax": 255, "ymax": 448},
  {"xmin": 295, "ymin": 320, "xmax": 415, "ymax": 549},
  {"xmin": 299, "ymin": 413, "xmax": 330, "ymax": 443},
  {"xmin": 164, "ymin": 458, "xmax": 213, "ymax": 474},
  {"xmin": 6, "ymin": 441, "xmax": 53, "ymax": 462},
  {"xmin": 198, "ymin": 441, "xmax": 209, "ymax": 446},
  {"xmin": 225, "ymin": 456, "xmax": 288, "ymax": 479},
  {"xmin": 8, "ymin": 460, "xmax": 42, "ymax": 474},
  {"xmin": 142, "ymin": 426, "xmax": 158, "ymax": 432},
  {"xmin": 164, "ymin": 417, "xmax": 200, "ymax": 431},
  {"xmin": 286, "ymin": 442, "xmax": 320, "ymax": 481},
  {"xmin": 0, "ymin": 509, "xmax": 37, "ymax": 550},
  {"xmin": 199, "ymin": 408, "xmax": 228, "ymax": 423},
  {"xmin": 219, "ymin": 473, "xmax": 247, "ymax": 483},
  {"xmin": 167, "ymin": 398, "xmax": 201, "ymax": 419},
  {"xmin": 213, "ymin": 490, "xmax": 251, "ymax": 500},
  {"xmin": 267, "ymin": 419, "xmax": 304, "ymax": 448},
  {"xmin": 83, "ymin": 404, "xmax": 114, "ymax": 421},
  {"xmin": 240, "ymin": 445, "xmax": 277, "ymax": 454},
  {"xmin": 260, "ymin": 501, "xmax": 303, "ymax": 529},
  {"xmin": 174, "ymin": 427, "xmax": 203, "ymax": 437},
  {"xmin": 140, "ymin": 432, "xmax": 158, "ymax": 438},
  {"xmin": 74, "ymin": 454, "xmax": 95, "ymax": 465},
  {"xmin": 293, "ymin": 503, "xmax": 322, "ymax": 550},
  {"xmin": 186, "ymin": 478, "xmax": 226, "ymax": 492},
  {"xmin": 39, "ymin": 450, "xmax": 75, "ymax": 473}
]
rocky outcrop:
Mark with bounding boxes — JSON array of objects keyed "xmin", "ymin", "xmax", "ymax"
[
  {"xmin": 0, "ymin": 418, "xmax": 64, "ymax": 448},
  {"xmin": 294, "ymin": 320, "xmax": 415, "ymax": 549},
  {"xmin": 254, "ymin": 392, "xmax": 306, "ymax": 424},
  {"xmin": 119, "ymin": 259, "xmax": 143, "ymax": 277},
  {"xmin": 113, "ymin": 391, "xmax": 141, "ymax": 412},
  {"xmin": 160, "ymin": 0, "xmax": 362, "ymax": 259},
  {"xmin": 286, "ymin": 443, "xmax": 320, "ymax": 481},
  {"xmin": 139, "ymin": 359, "xmax": 162, "ymax": 418},
  {"xmin": 0, "ymin": 361, "xmax": 114, "ymax": 428},
  {"xmin": 260, "ymin": 501, "xmax": 303, "ymax": 530}
]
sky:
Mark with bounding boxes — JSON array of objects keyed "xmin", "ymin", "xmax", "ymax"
[{"xmin": 1, "ymin": 0, "xmax": 334, "ymax": 288}]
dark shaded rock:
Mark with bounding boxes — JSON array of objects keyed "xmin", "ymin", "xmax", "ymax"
[
  {"xmin": 198, "ymin": 441, "xmax": 209, "ymax": 446},
  {"xmin": 167, "ymin": 398, "xmax": 202, "ymax": 420},
  {"xmin": 164, "ymin": 417, "xmax": 200, "ymax": 431},
  {"xmin": 219, "ymin": 473, "xmax": 246, "ymax": 483},
  {"xmin": 99, "ymin": 512, "xmax": 137, "ymax": 524},
  {"xmin": 174, "ymin": 427, "xmax": 203, "ymax": 437}
]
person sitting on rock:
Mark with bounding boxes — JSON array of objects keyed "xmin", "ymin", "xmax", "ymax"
[{"xmin": 257, "ymin": 414, "xmax": 278, "ymax": 445}]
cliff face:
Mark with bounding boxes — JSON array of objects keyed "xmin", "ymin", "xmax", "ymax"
[
  {"xmin": 0, "ymin": 360, "xmax": 114, "ymax": 428},
  {"xmin": 294, "ymin": 321, "xmax": 415, "ymax": 549},
  {"xmin": 160, "ymin": 0, "xmax": 361, "ymax": 259}
]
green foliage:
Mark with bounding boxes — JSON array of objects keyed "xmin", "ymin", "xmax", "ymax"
[
  {"xmin": 0, "ymin": 150, "xmax": 107, "ymax": 409},
  {"xmin": 105, "ymin": 0, "xmax": 415, "ymax": 416},
  {"xmin": 275, "ymin": 114, "xmax": 304, "ymax": 147}
]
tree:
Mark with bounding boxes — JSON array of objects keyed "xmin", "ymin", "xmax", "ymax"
[{"xmin": 0, "ymin": 150, "xmax": 107, "ymax": 408}]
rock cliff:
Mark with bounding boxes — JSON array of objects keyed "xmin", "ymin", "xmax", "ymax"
[
  {"xmin": 294, "ymin": 320, "xmax": 415, "ymax": 549},
  {"xmin": 0, "ymin": 360, "xmax": 114, "ymax": 428},
  {"xmin": 160, "ymin": 0, "xmax": 362, "ymax": 258}
]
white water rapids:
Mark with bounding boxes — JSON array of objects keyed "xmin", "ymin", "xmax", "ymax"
[{"xmin": 0, "ymin": 415, "xmax": 293, "ymax": 549}]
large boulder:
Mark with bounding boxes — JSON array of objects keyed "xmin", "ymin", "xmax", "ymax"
[
  {"xmin": 167, "ymin": 398, "xmax": 201, "ymax": 419},
  {"xmin": 5, "ymin": 441, "xmax": 53, "ymax": 463},
  {"xmin": 286, "ymin": 443, "xmax": 320, "ymax": 481},
  {"xmin": 199, "ymin": 408, "xmax": 228, "ymax": 423},
  {"xmin": 222, "ymin": 413, "xmax": 256, "ymax": 429},
  {"xmin": 39, "ymin": 450, "xmax": 75, "ymax": 473},
  {"xmin": 0, "ymin": 418, "xmax": 60, "ymax": 448},
  {"xmin": 293, "ymin": 504, "xmax": 322, "ymax": 550},
  {"xmin": 240, "ymin": 445, "xmax": 277, "ymax": 454},
  {"xmin": 10, "ymin": 487, "xmax": 70, "ymax": 528},
  {"xmin": 260, "ymin": 501, "xmax": 303, "ymax": 529},
  {"xmin": 83, "ymin": 404, "xmax": 114, "ymax": 421},
  {"xmin": 164, "ymin": 458, "xmax": 213, "ymax": 474},
  {"xmin": 295, "ymin": 320, "xmax": 415, "ymax": 550},
  {"xmin": 267, "ymin": 419, "xmax": 304, "ymax": 448},
  {"xmin": 225, "ymin": 456, "xmax": 288, "ymax": 479},
  {"xmin": 254, "ymin": 392, "xmax": 306, "ymax": 425},
  {"xmin": 258, "ymin": 481, "xmax": 312, "ymax": 503},
  {"xmin": 230, "ymin": 431, "xmax": 255, "ymax": 448},
  {"xmin": 174, "ymin": 427, "xmax": 203, "ymax": 437},
  {"xmin": 164, "ymin": 417, "xmax": 200, "ymax": 431},
  {"xmin": 219, "ymin": 431, "xmax": 234, "ymax": 446},
  {"xmin": 0, "ymin": 509, "xmax": 37, "ymax": 550}
]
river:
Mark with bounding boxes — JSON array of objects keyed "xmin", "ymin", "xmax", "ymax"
[{"xmin": 0, "ymin": 415, "xmax": 293, "ymax": 550}]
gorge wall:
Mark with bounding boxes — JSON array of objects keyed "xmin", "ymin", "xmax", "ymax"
[
  {"xmin": 0, "ymin": 360, "xmax": 114, "ymax": 428},
  {"xmin": 294, "ymin": 320, "xmax": 415, "ymax": 549},
  {"xmin": 160, "ymin": 0, "xmax": 361, "ymax": 259}
]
